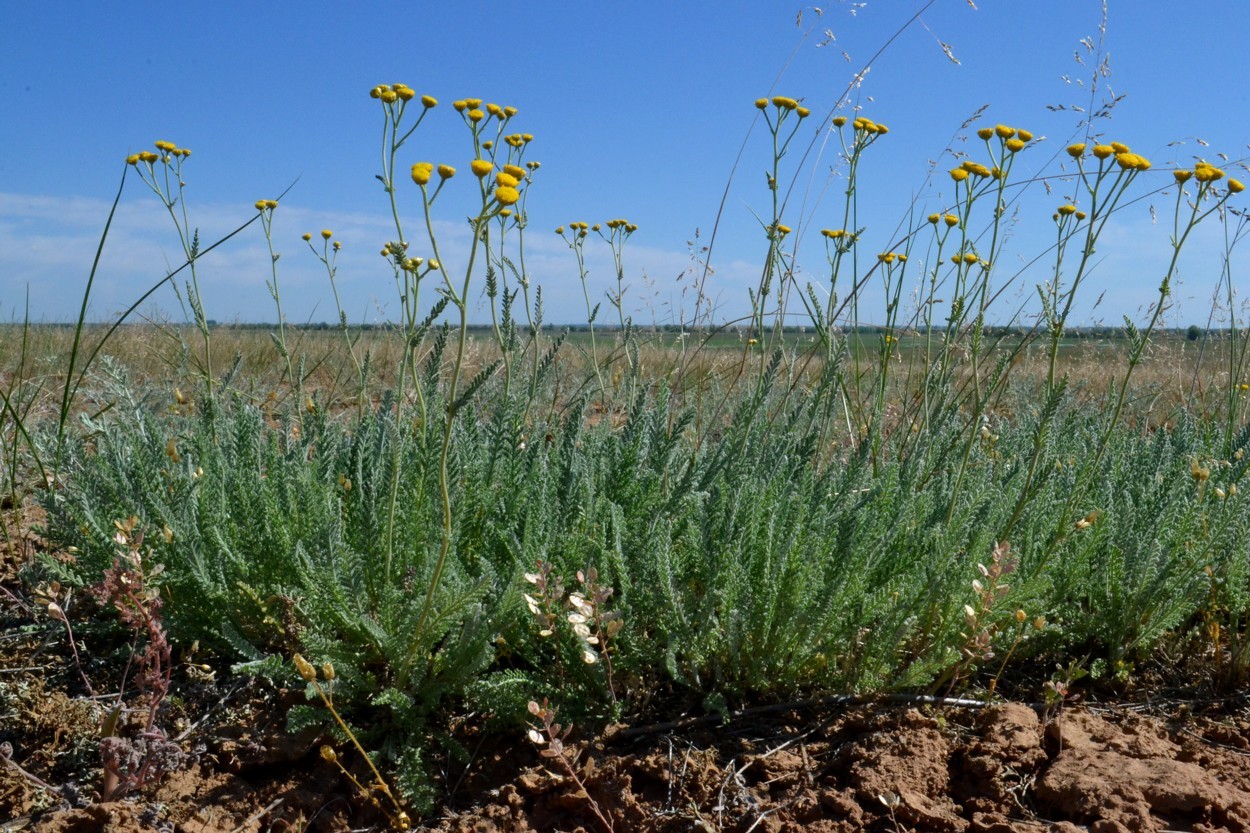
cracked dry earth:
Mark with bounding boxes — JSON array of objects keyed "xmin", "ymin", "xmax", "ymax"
[{"xmin": 6, "ymin": 692, "xmax": 1250, "ymax": 833}]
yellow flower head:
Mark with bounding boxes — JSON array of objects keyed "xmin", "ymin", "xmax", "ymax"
[
  {"xmin": 495, "ymin": 171, "xmax": 519, "ymax": 188},
  {"xmin": 878, "ymin": 252, "xmax": 896, "ymax": 263},
  {"xmin": 500, "ymin": 208, "xmax": 513, "ymax": 217},
  {"xmin": 1075, "ymin": 211, "xmax": 1087, "ymax": 220},
  {"xmin": 522, "ymin": 133, "xmax": 534, "ymax": 143},
  {"xmin": 754, "ymin": 98, "xmax": 768, "ymax": 110},
  {"xmin": 1230, "ymin": 179, "xmax": 1246, "ymax": 194},
  {"xmin": 963, "ymin": 252, "xmax": 979, "ymax": 264},
  {"xmin": 1115, "ymin": 152, "xmax": 1149, "ymax": 171},
  {"xmin": 776, "ymin": 223, "xmax": 792, "ymax": 235},
  {"xmin": 1110, "ymin": 141, "xmax": 1130, "ymax": 153},
  {"xmin": 1006, "ymin": 137, "xmax": 1026, "ymax": 153},
  {"xmin": 422, "ymin": 95, "xmax": 438, "ymax": 108},
  {"xmin": 438, "ymin": 164, "xmax": 456, "ymax": 179},
  {"xmin": 465, "ymin": 98, "xmax": 483, "ymax": 108},
  {"xmin": 1174, "ymin": 169, "xmax": 1193, "ymax": 183},
  {"xmin": 503, "ymin": 164, "xmax": 527, "ymax": 180},
  {"xmin": 796, "ymin": 106, "xmax": 811, "ymax": 118},
  {"xmin": 453, "ymin": 100, "xmax": 467, "ymax": 111},
  {"xmin": 504, "ymin": 106, "xmax": 518, "ymax": 118},
  {"xmin": 977, "ymin": 127, "xmax": 994, "ymax": 140},
  {"xmin": 771, "ymin": 96, "xmax": 798, "ymax": 110},
  {"xmin": 944, "ymin": 214, "xmax": 959, "ymax": 227},
  {"xmin": 411, "ymin": 162, "xmax": 434, "ymax": 186},
  {"xmin": 1057, "ymin": 204, "xmax": 1077, "ymax": 216},
  {"xmin": 874, "ymin": 123, "xmax": 889, "ymax": 135},
  {"xmin": 254, "ymin": 200, "xmax": 268, "ymax": 211},
  {"xmin": 396, "ymin": 87, "xmax": 416, "ymax": 101},
  {"xmin": 302, "ymin": 233, "xmax": 312, "ymax": 241},
  {"xmin": 138, "ymin": 151, "xmax": 159, "ymax": 163},
  {"xmin": 1066, "ymin": 143, "xmax": 1086, "ymax": 158},
  {"xmin": 1017, "ymin": 129, "xmax": 1034, "ymax": 142},
  {"xmin": 927, "ymin": 213, "xmax": 941, "ymax": 225},
  {"xmin": 1091, "ymin": 145, "xmax": 1113, "ymax": 159},
  {"xmin": 126, "ymin": 154, "xmax": 141, "ymax": 165},
  {"xmin": 1195, "ymin": 162, "xmax": 1226, "ymax": 182},
  {"xmin": 495, "ymin": 186, "xmax": 520, "ymax": 206},
  {"xmin": 994, "ymin": 124, "xmax": 1015, "ymax": 139},
  {"xmin": 950, "ymin": 167, "xmax": 970, "ymax": 182},
  {"xmin": 333, "ymin": 241, "xmax": 341, "ymax": 251},
  {"xmin": 821, "ymin": 229, "xmax": 845, "ymax": 239},
  {"xmin": 321, "ymin": 229, "xmax": 333, "ymax": 240},
  {"xmin": 370, "ymin": 86, "xmax": 385, "ymax": 99},
  {"xmin": 470, "ymin": 159, "xmax": 494, "ymax": 178},
  {"xmin": 486, "ymin": 103, "xmax": 503, "ymax": 117},
  {"xmin": 381, "ymin": 89, "xmax": 398, "ymax": 103},
  {"xmin": 484, "ymin": 140, "xmax": 497, "ymax": 150},
  {"xmin": 832, "ymin": 116, "xmax": 848, "ymax": 127},
  {"xmin": 468, "ymin": 109, "xmax": 485, "ymax": 123},
  {"xmin": 967, "ymin": 163, "xmax": 992, "ymax": 178},
  {"xmin": 154, "ymin": 140, "xmax": 177, "ymax": 152}
]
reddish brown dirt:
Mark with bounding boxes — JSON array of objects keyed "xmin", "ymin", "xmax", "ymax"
[{"xmin": 5, "ymin": 508, "xmax": 1250, "ymax": 832}]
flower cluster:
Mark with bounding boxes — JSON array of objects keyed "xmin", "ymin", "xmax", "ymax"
[
  {"xmin": 368, "ymin": 83, "xmax": 434, "ymax": 107},
  {"xmin": 755, "ymin": 95, "xmax": 811, "ymax": 119},
  {"xmin": 126, "ymin": 140, "xmax": 191, "ymax": 166}
]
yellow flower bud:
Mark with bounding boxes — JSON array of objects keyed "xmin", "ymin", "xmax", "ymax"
[
  {"xmin": 1017, "ymin": 130, "xmax": 1033, "ymax": 142},
  {"xmin": 1006, "ymin": 138, "xmax": 1025, "ymax": 152},
  {"xmin": 503, "ymin": 164, "xmax": 527, "ymax": 180},
  {"xmin": 977, "ymin": 127, "xmax": 994, "ymax": 140},
  {"xmin": 1230, "ymin": 179, "xmax": 1245, "ymax": 194},
  {"xmin": 495, "ymin": 186, "xmax": 520, "ymax": 206},
  {"xmin": 438, "ymin": 164, "xmax": 456, "ymax": 179},
  {"xmin": 927, "ymin": 214, "xmax": 940, "ymax": 225},
  {"xmin": 1075, "ymin": 211, "xmax": 1087, "ymax": 220},
  {"xmin": 468, "ymin": 109, "xmax": 485, "ymax": 123},
  {"xmin": 294, "ymin": 654, "xmax": 317, "ymax": 682},
  {"xmin": 486, "ymin": 102, "xmax": 503, "ymax": 116},
  {"xmin": 370, "ymin": 86, "xmax": 384, "ymax": 99},
  {"xmin": 465, "ymin": 98, "xmax": 482, "ymax": 108},
  {"xmin": 754, "ymin": 98, "xmax": 769, "ymax": 110},
  {"xmin": 994, "ymin": 124, "xmax": 1015, "ymax": 139},
  {"xmin": 321, "ymin": 662, "xmax": 335, "ymax": 681},
  {"xmin": 453, "ymin": 100, "xmax": 467, "ymax": 111},
  {"xmin": 504, "ymin": 106, "xmax": 518, "ymax": 117},
  {"xmin": 1091, "ymin": 145, "xmax": 1113, "ymax": 159},
  {"xmin": 380, "ymin": 89, "xmax": 398, "ymax": 103},
  {"xmin": 796, "ymin": 106, "xmax": 811, "ymax": 118},
  {"xmin": 155, "ymin": 140, "xmax": 177, "ymax": 152},
  {"xmin": 495, "ymin": 171, "xmax": 519, "ymax": 188},
  {"xmin": 950, "ymin": 168, "xmax": 970, "ymax": 182},
  {"xmin": 302, "ymin": 233, "xmax": 312, "ymax": 241},
  {"xmin": 321, "ymin": 229, "xmax": 333, "ymax": 240},
  {"xmin": 396, "ymin": 87, "xmax": 415, "ymax": 101},
  {"xmin": 470, "ymin": 159, "xmax": 493, "ymax": 178},
  {"xmin": 944, "ymin": 214, "xmax": 959, "ymax": 227},
  {"xmin": 411, "ymin": 162, "xmax": 434, "ymax": 186},
  {"xmin": 832, "ymin": 116, "xmax": 847, "ymax": 127},
  {"xmin": 556, "ymin": 226, "xmax": 565, "ymax": 234},
  {"xmin": 1110, "ymin": 141, "xmax": 1130, "ymax": 153},
  {"xmin": 320, "ymin": 745, "xmax": 337, "ymax": 762},
  {"xmin": 1066, "ymin": 143, "xmax": 1086, "ymax": 158},
  {"xmin": 1174, "ymin": 169, "xmax": 1193, "ymax": 183},
  {"xmin": 963, "ymin": 252, "xmax": 979, "ymax": 264},
  {"xmin": 126, "ymin": 154, "xmax": 141, "ymax": 165},
  {"xmin": 421, "ymin": 95, "xmax": 438, "ymax": 108},
  {"xmin": 1057, "ymin": 204, "xmax": 1077, "ymax": 216}
]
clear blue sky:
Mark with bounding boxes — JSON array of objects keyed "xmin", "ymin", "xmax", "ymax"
[{"xmin": 3, "ymin": 1, "xmax": 1248, "ymax": 328}]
